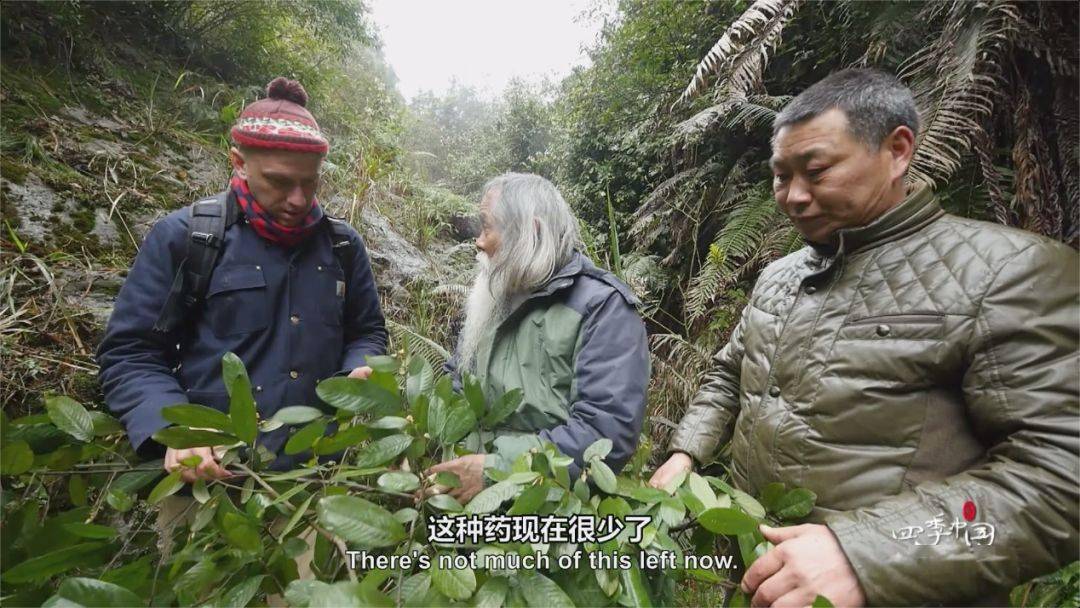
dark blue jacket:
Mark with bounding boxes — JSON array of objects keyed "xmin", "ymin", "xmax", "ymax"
[{"xmin": 97, "ymin": 204, "xmax": 387, "ymax": 467}]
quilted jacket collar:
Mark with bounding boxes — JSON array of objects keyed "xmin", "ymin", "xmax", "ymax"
[{"xmin": 836, "ymin": 185, "xmax": 944, "ymax": 255}]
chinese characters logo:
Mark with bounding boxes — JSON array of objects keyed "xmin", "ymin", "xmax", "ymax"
[{"xmin": 892, "ymin": 501, "xmax": 995, "ymax": 546}]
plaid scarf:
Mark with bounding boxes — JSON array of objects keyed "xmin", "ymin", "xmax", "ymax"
[{"xmin": 231, "ymin": 175, "xmax": 324, "ymax": 248}]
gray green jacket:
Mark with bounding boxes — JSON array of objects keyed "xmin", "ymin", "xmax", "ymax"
[
  {"xmin": 448, "ymin": 252, "xmax": 650, "ymax": 476},
  {"xmin": 669, "ymin": 187, "xmax": 1079, "ymax": 606}
]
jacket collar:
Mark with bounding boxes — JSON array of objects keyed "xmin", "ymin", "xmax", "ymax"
[{"xmin": 834, "ymin": 185, "xmax": 944, "ymax": 255}]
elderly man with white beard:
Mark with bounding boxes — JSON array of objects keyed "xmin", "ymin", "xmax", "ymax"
[{"xmin": 427, "ymin": 173, "xmax": 650, "ymax": 502}]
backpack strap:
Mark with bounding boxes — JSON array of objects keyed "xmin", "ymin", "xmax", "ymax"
[
  {"xmin": 152, "ymin": 191, "xmax": 238, "ymax": 334},
  {"xmin": 326, "ymin": 217, "xmax": 356, "ymax": 290}
]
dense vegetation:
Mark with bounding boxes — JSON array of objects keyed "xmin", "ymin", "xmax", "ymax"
[{"xmin": 0, "ymin": 1, "xmax": 1076, "ymax": 606}]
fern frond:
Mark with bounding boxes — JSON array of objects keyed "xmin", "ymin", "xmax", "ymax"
[
  {"xmin": 686, "ymin": 183, "xmax": 781, "ymax": 321},
  {"xmin": 387, "ymin": 318, "xmax": 451, "ymax": 372}
]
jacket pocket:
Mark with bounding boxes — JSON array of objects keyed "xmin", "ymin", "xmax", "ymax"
[
  {"xmin": 205, "ymin": 265, "xmax": 270, "ymax": 337},
  {"xmin": 836, "ymin": 313, "xmax": 945, "ymax": 341}
]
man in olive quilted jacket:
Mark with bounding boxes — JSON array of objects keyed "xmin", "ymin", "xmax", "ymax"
[{"xmin": 649, "ymin": 68, "xmax": 1078, "ymax": 606}]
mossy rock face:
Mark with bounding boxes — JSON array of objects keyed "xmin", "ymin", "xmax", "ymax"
[{"xmin": 0, "ymin": 158, "xmax": 30, "ymax": 185}]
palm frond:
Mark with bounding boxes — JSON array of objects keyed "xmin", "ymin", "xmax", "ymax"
[
  {"xmin": 677, "ymin": 0, "xmax": 801, "ymax": 105},
  {"xmin": 903, "ymin": 0, "xmax": 1020, "ymax": 190},
  {"xmin": 673, "ymin": 94, "xmax": 791, "ymax": 144}
]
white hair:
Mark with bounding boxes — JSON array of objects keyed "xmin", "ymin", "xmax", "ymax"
[
  {"xmin": 456, "ymin": 173, "xmax": 580, "ymax": 371},
  {"xmin": 483, "ymin": 173, "xmax": 580, "ymax": 296}
]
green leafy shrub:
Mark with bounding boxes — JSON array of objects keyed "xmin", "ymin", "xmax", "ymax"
[{"xmin": 1, "ymin": 352, "xmax": 823, "ymax": 606}]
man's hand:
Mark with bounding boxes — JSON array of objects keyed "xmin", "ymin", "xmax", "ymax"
[
  {"xmin": 348, "ymin": 366, "xmax": 373, "ymax": 380},
  {"xmin": 424, "ymin": 454, "xmax": 486, "ymax": 503},
  {"xmin": 648, "ymin": 452, "xmax": 693, "ymax": 489},
  {"xmin": 742, "ymin": 524, "xmax": 865, "ymax": 608},
  {"xmin": 165, "ymin": 446, "xmax": 231, "ymax": 483}
]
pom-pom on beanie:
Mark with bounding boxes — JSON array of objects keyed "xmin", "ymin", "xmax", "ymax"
[{"xmin": 230, "ymin": 77, "xmax": 329, "ymax": 154}]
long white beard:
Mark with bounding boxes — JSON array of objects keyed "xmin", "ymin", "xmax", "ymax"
[{"xmin": 457, "ymin": 253, "xmax": 511, "ymax": 373}]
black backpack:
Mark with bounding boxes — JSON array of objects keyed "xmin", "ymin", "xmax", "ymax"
[{"xmin": 152, "ymin": 190, "xmax": 355, "ymax": 334}]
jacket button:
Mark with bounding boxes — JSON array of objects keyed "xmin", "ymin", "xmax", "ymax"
[
  {"xmin": 317, "ymin": 265, "xmax": 324, "ymax": 271},
  {"xmin": 769, "ymin": 386, "xmax": 781, "ymax": 398},
  {"xmin": 255, "ymin": 385, "xmax": 263, "ymax": 393},
  {"xmin": 876, "ymin": 324, "xmax": 891, "ymax": 337},
  {"xmin": 255, "ymin": 265, "xmax": 261, "ymax": 271},
  {"xmin": 289, "ymin": 370, "xmax": 299, "ymax": 379},
  {"xmin": 290, "ymin": 314, "xmax": 300, "ymax": 325},
  {"xmin": 804, "ymin": 285, "xmax": 817, "ymax": 294}
]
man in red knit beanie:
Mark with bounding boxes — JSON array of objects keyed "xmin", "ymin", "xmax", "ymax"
[{"xmin": 98, "ymin": 76, "xmax": 388, "ymax": 518}]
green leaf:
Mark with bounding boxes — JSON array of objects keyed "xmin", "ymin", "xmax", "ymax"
[
  {"xmin": 354, "ymin": 434, "xmax": 413, "ymax": 468},
  {"xmin": 148, "ymin": 470, "xmax": 184, "ymax": 504},
  {"xmin": 427, "ymin": 493, "xmax": 464, "ymax": 511},
  {"xmin": 733, "ymin": 489, "xmax": 766, "ymax": 519},
  {"xmin": 378, "ymin": 471, "xmax": 420, "ymax": 493},
  {"xmin": 271, "ymin": 406, "xmax": 325, "ymax": 425},
  {"xmin": 466, "ymin": 481, "xmax": 519, "ymax": 514},
  {"xmin": 431, "ymin": 554, "xmax": 476, "ymax": 600},
  {"xmin": 619, "ymin": 564, "xmax": 654, "ymax": 608},
  {"xmin": 482, "ymin": 388, "xmax": 523, "ymax": 427},
  {"xmin": 688, "ymin": 473, "xmax": 719, "ymax": 509},
  {"xmin": 729, "ymin": 588, "xmax": 750, "ymax": 607},
  {"xmin": 812, "ymin": 595, "xmax": 835, "ymax": 608},
  {"xmin": 473, "ymin": 576, "xmax": 509, "ymax": 608},
  {"xmin": 406, "ymin": 355, "xmax": 435, "ymax": 406},
  {"xmin": 106, "ymin": 489, "xmax": 134, "ymax": 512},
  {"xmin": 89, "ymin": 412, "xmax": 123, "ymax": 437},
  {"xmin": 365, "ymin": 355, "xmax": 399, "ymax": 373},
  {"xmin": 774, "ymin": 488, "xmax": 817, "ymax": 520},
  {"xmin": 317, "ymin": 377, "xmax": 399, "ymax": 414},
  {"xmin": 583, "ymin": 438, "xmax": 613, "ymax": 463},
  {"xmin": 439, "ymin": 406, "xmax": 477, "ymax": 445},
  {"xmin": 590, "ymin": 459, "xmax": 617, "ymax": 494},
  {"xmin": 46, "ymin": 396, "xmax": 94, "ymax": 442},
  {"xmin": 435, "ymin": 471, "xmax": 461, "ymax": 488},
  {"xmin": 222, "ymin": 352, "xmax": 246, "ymax": 395},
  {"xmin": 697, "ymin": 507, "xmax": 758, "ymax": 535},
  {"xmin": 760, "ymin": 482, "xmax": 786, "ymax": 512},
  {"xmin": 313, "ymin": 424, "xmax": 369, "ymax": 456},
  {"xmin": 2, "ymin": 542, "xmax": 105, "ymax": 583},
  {"xmin": 662, "ymin": 468, "xmax": 688, "ymax": 495},
  {"xmin": 285, "ymin": 419, "xmax": 328, "ymax": 455},
  {"xmin": 524, "ymin": 572, "xmax": 574, "ymax": 608},
  {"xmin": 55, "ymin": 577, "xmax": 142, "ymax": 607},
  {"xmin": 62, "ymin": 523, "xmax": 117, "ymax": 540},
  {"xmin": 228, "ymin": 373, "xmax": 258, "ymax": 445},
  {"xmin": 68, "ymin": 474, "xmax": 88, "ymax": 506},
  {"xmin": 658, "ymin": 496, "xmax": 686, "ymax": 527},
  {"xmin": 221, "ymin": 575, "xmax": 266, "ymax": 607},
  {"xmin": 317, "ymin": 495, "xmax": 406, "ymax": 548},
  {"xmin": 221, "ymin": 512, "xmax": 262, "ymax": 553},
  {"xmin": 462, "ymin": 374, "xmax": 486, "ymax": 419},
  {"xmin": 152, "ymin": 427, "xmax": 239, "ymax": 449},
  {"xmin": 0, "ymin": 439, "xmax": 34, "ymax": 475},
  {"xmin": 161, "ymin": 404, "xmax": 233, "ymax": 432},
  {"xmin": 368, "ymin": 416, "xmax": 409, "ymax": 430},
  {"xmin": 113, "ymin": 467, "xmax": 163, "ymax": 494},
  {"xmin": 508, "ymin": 484, "xmax": 549, "ymax": 515},
  {"xmin": 192, "ymin": 478, "xmax": 210, "ymax": 503},
  {"xmin": 278, "ymin": 494, "xmax": 315, "ymax": 542}
]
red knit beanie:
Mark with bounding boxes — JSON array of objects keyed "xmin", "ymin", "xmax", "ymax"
[{"xmin": 230, "ymin": 77, "xmax": 329, "ymax": 154}]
